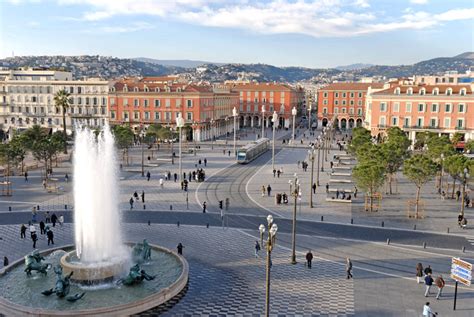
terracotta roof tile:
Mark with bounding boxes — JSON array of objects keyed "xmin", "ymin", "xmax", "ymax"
[
  {"xmin": 230, "ymin": 83, "xmax": 297, "ymax": 92},
  {"xmin": 320, "ymin": 82, "xmax": 385, "ymax": 91},
  {"xmin": 372, "ymin": 84, "xmax": 472, "ymax": 95}
]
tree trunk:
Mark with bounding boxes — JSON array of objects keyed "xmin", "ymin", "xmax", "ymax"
[
  {"xmin": 437, "ymin": 171, "xmax": 441, "ymax": 193},
  {"xmin": 389, "ymin": 174, "xmax": 393, "ymax": 195},
  {"xmin": 415, "ymin": 186, "xmax": 421, "ymax": 219},
  {"xmin": 451, "ymin": 179, "xmax": 456, "ymax": 199},
  {"xmin": 62, "ymin": 109, "xmax": 68, "ymax": 154}
]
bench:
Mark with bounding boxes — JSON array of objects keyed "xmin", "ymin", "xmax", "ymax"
[
  {"xmin": 328, "ymin": 188, "xmax": 353, "ymax": 193},
  {"xmin": 329, "ymin": 179, "xmax": 352, "ymax": 184},
  {"xmin": 331, "ymin": 172, "xmax": 351, "ymax": 177},
  {"xmin": 333, "ymin": 166, "xmax": 351, "ymax": 170},
  {"xmin": 326, "ymin": 198, "xmax": 352, "ymax": 203}
]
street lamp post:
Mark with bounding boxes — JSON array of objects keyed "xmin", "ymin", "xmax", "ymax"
[
  {"xmin": 461, "ymin": 167, "xmax": 470, "ymax": 218},
  {"xmin": 307, "ymin": 103, "xmax": 312, "ymax": 131},
  {"xmin": 170, "ymin": 127, "xmax": 175, "ymax": 165},
  {"xmin": 233, "ymin": 107, "xmax": 238, "ymax": 159},
  {"xmin": 272, "ymin": 111, "xmax": 278, "ymax": 171},
  {"xmin": 289, "ymin": 174, "xmax": 299, "ymax": 264},
  {"xmin": 140, "ymin": 129, "xmax": 145, "ymax": 177},
  {"xmin": 191, "ymin": 122, "xmax": 197, "ymax": 156},
  {"xmin": 316, "ymin": 136, "xmax": 321, "ymax": 186},
  {"xmin": 439, "ymin": 153, "xmax": 445, "ymax": 194},
  {"xmin": 259, "ymin": 215, "xmax": 278, "ymax": 317},
  {"xmin": 308, "ymin": 146, "xmax": 315, "ymax": 208},
  {"xmin": 291, "ymin": 106, "xmax": 297, "ymax": 146},
  {"xmin": 176, "ymin": 113, "xmax": 185, "ymax": 183},
  {"xmin": 321, "ymin": 130, "xmax": 325, "ymax": 172},
  {"xmin": 261, "ymin": 105, "xmax": 266, "ymax": 138},
  {"xmin": 210, "ymin": 119, "xmax": 215, "ymax": 150}
]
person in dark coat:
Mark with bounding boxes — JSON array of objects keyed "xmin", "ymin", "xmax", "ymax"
[
  {"xmin": 133, "ymin": 191, "xmax": 139, "ymax": 201},
  {"xmin": 51, "ymin": 213, "xmax": 57, "ymax": 227},
  {"xmin": 346, "ymin": 258, "xmax": 353, "ymax": 279},
  {"xmin": 20, "ymin": 224, "xmax": 27, "ymax": 239},
  {"xmin": 424, "ymin": 273, "xmax": 434, "ymax": 297},
  {"xmin": 39, "ymin": 221, "xmax": 45, "ymax": 235},
  {"xmin": 416, "ymin": 263, "xmax": 424, "ymax": 283},
  {"xmin": 129, "ymin": 197, "xmax": 134, "ymax": 209},
  {"xmin": 31, "ymin": 232, "xmax": 38, "ymax": 249},
  {"xmin": 47, "ymin": 229, "xmax": 54, "ymax": 245},
  {"xmin": 177, "ymin": 243, "xmax": 184, "ymax": 255},
  {"xmin": 312, "ymin": 183, "xmax": 316, "ymax": 194},
  {"xmin": 141, "ymin": 191, "xmax": 145, "ymax": 203},
  {"xmin": 146, "ymin": 171, "xmax": 151, "ymax": 181},
  {"xmin": 267, "ymin": 185, "xmax": 272, "ymax": 197},
  {"xmin": 306, "ymin": 250, "xmax": 313, "ymax": 269},
  {"xmin": 202, "ymin": 202, "xmax": 207, "ymax": 213},
  {"xmin": 3, "ymin": 256, "xmax": 8, "ymax": 267},
  {"xmin": 24, "ymin": 171, "xmax": 28, "ymax": 182},
  {"xmin": 424, "ymin": 265, "xmax": 432, "ymax": 276}
]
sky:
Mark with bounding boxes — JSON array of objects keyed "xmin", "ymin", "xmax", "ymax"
[{"xmin": 0, "ymin": 0, "xmax": 473, "ymax": 68}]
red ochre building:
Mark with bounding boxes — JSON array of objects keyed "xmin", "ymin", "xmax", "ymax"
[
  {"xmin": 229, "ymin": 83, "xmax": 305, "ymax": 134},
  {"xmin": 365, "ymin": 80, "xmax": 474, "ymax": 142},
  {"xmin": 108, "ymin": 77, "xmax": 239, "ymax": 141},
  {"xmin": 317, "ymin": 82, "xmax": 385, "ymax": 129}
]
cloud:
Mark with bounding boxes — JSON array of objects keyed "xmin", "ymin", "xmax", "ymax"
[
  {"xmin": 18, "ymin": 0, "xmax": 474, "ymax": 38},
  {"xmin": 410, "ymin": 0, "xmax": 428, "ymax": 4},
  {"xmin": 97, "ymin": 22, "xmax": 155, "ymax": 33}
]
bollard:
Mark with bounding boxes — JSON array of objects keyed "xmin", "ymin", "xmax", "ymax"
[
  {"xmin": 321, "ymin": 216, "xmax": 324, "ymax": 222},
  {"xmin": 381, "ymin": 221, "xmax": 384, "ymax": 227},
  {"xmin": 351, "ymin": 218, "xmax": 353, "ymax": 224},
  {"xmin": 170, "ymin": 205, "xmax": 173, "ymax": 211},
  {"xmin": 177, "ymin": 221, "xmax": 180, "ymax": 227},
  {"xmin": 447, "ymin": 227, "xmax": 450, "ymax": 234},
  {"xmin": 413, "ymin": 225, "xmax": 416, "ymax": 230},
  {"xmin": 8, "ymin": 206, "xmax": 11, "ymax": 211},
  {"xmin": 423, "ymin": 242, "xmax": 427, "ymax": 249},
  {"xmin": 206, "ymin": 223, "xmax": 209, "ymax": 228},
  {"xmin": 387, "ymin": 238, "xmax": 390, "ymax": 245},
  {"xmin": 462, "ymin": 246, "xmax": 465, "ymax": 253},
  {"xmin": 65, "ymin": 204, "xmax": 67, "ymax": 210},
  {"xmin": 143, "ymin": 204, "xmax": 146, "ymax": 210},
  {"xmin": 148, "ymin": 220, "xmax": 150, "ymax": 226}
]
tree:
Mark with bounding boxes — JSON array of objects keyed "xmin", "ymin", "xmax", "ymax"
[
  {"xmin": 348, "ymin": 127, "xmax": 372, "ymax": 155},
  {"xmin": 451, "ymin": 132, "xmax": 464, "ymax": 147},
  {"xmin": 54, "ymin": 89, "xmax": 71, "ymax": 154},
  {"xmin": 444, "ymin": 154, "xmax": 473, "ymax": 197},
  {"xmin": 403, "ymin": 154, "xmax": 437, "ymax": 218},
  {"xmin": 8, "ymin": 135, "xmax": 27, "ymax": 173},
  {"xmin": 353, "ymin": 160, "xmax": 386, "ymax": 212},
  {"xmin": 466, "ymin": 140, "xmax": 474, "ymax": 153},
  {"xmin": 0, "ymin": 142, "xmax": 24, "ymax": 181},
  {"xmin": 112, "ymin": 125, "xmax": 134, "ymax": 164},
  {"xmin": 426, "ymin": 135, "xmax": 455, "ymax": 193}
]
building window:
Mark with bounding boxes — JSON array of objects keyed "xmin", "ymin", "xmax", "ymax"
[
  {"xmin": 154, "ymin": 99, "xmax": 160, "ymax": 107},
  {"xmin": 357, "ymin": 108, "xmax": 362, "ymax": 115},
  {"xmin": 417, "ymin": 118, "xmax": 423, "ymax": 127},
  {"xmin": 110, "ymin": 98, "xmax": 115, "ymax": 105},
  {"xmin": 323, "ymin": 92, "xmax": 328, "ymax": 98},
  {"xmin": 335, "ymin": 100, "xmax": 339, "ymax": 105},
  {"xmin": 323, "ymin": 107, "xmax": 328, "ymax": 114},
  {"xmin": 134, "ymin": 99, "xmax": 139, "ymax": 107},
  {"xmin": 334, "ymin": 108, "xmax": 339, "ymax": 114},
  {"xmin": 186, "ymin": 100, "xmax": 192, "ymax": 108},
  {"xmin": 342, "ymin": 108, "xmax": 346, "ymax": 113},
  {"xmin": 392, "ymin": 117, "xmax": 398, "ymax": 125},
  {"xmin": 394, "ymin": 88, "xmax": 400, "ymax": 95},
  {"xmin": 166, "ymin": 99, "xmax": 171, "ymax": 108},
  {"xmin": 349, "ymin": 108, "xmax": 354, "ymax": 115},
  {"xmin": 124, "ymin": 112, "xmax": 129, "ymax": 120},
  {"xmin": 154, "ymin": 112, "xmax": 160, "ymax": 120},
  {"xmin": 407, "ymin": 88, "xmax": 413, "ymax": 95},
  {"xmin": 404, "ymin": 117, "xmax": 411, "ymax": 127},
  {"xmin": 165, "ymin": 112, "xmax": 171, "ymax": 120},
  {"xmin": 350, "ymin": 92, "xmax": 354, "ymax": 98},
  {"xmin": 446, "ymin": 88, "xmax": 452, "ymax": 96},
  {"xmin": 335, "ymin": 92, "xmax": 339, "ymax": 98},
  {"xmin": 350, "ymin": 100, "xmax": 354, "ymax": 105},
  {"xmin": 445, "ymin": 103, "xmax": 451, "ymax": 113},
  {"xmin": 458, "ymin": 104, "xmax": 465, "ymax": 113},
  {"xmin": 418, "ymin": 103, "xmax": 425, "ymax": 112},
  {"xmin": 358, "ymin": 100, "xmax": 362, "ymax": 106},
  {"xmin": 457, "ymin": 119, "xmax": 464, "ymax": 128},
  {"xmin": 187, "ymin": 112, "xmax": 193, "ymax": 120},
  {"xmin": 144, "ymin": 112, "xmax": 150, "ymax": 120},
  {"xmin": 110, "ymin": 111, "xmax": 116, "ymax": 119},
  {"xmin": 444, "ymin": 118, "xmax": 450, "ymax": 128},
  {"xmin": 379, "ymin": 116, "xmax": 386, "ymax": 126},
  {"xmin": 323, "ymin": 99, "xmax": 328, "ymax": 105},
  {"xmin": 393, "ymin": 102, "xmax": 400, "ymax": 112},
  {"xmin": 430, "ymin": 118, "xmax": 437, "ymax": 127},
  {"xmin": 358, "ymin": 92, "xmax": 362, "ymax": 98},
  {"xmin": 460, "ymin": 88, "xmax": 466, "ymax": 96},
  {"xmin": 144, "ymin": 99, "xmax": 149, "ymax": 107},
  {"xmin": 433, "ymin": 88, "xmax": 439, "ymax": 95},
  {"xmin": 134, "ymin": 111, "xmax": 140, "ymax": 120},
  {"xmin": 420, "ymin": 88, "xmax": 426, "ymax": 95},
  {"xmin": 380, "ymin": 102, "xmax": 387, "ymax": 112},
  {"xmin": 431, "ymin": 104, "xmax": 438, "ymax": 113},
  {"xmin": 342, "ymin": 100, "xmax": 346, "ymax": 105}
]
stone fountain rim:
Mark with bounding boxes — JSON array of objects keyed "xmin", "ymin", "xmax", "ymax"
[{"xmin": 0, "ymin": 243, "xmax": 189, "ymax": 317}]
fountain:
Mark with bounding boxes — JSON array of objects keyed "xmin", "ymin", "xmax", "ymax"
[{"xmin": 0, "ymin": 125, "xmax": 188, "ymax": 316}]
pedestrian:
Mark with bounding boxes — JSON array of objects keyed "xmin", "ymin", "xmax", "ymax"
[
  {"xmin": 167, "ymin": 171, "xmax": 171, "ymax": 180},
  {"xmin": 456, "ymin": 190, "xmax": 461, "ymax": 201},
  {"xmin": 202, "ymin": 201, "xmax": 207, "ymax": 213},
  {"xmin": 45, "ymin": 211, "xmax": 51, "ymax": 223},
  {"xmin": 262, "ymin": 185, "xmax": 266, "ymax": 197},
  {"xmin": 435, "ymin": 275, "xmax": 445, "ymax": 299},
  {"xmin": 326, "ymin": 183, "xmax": 329, "ymax": 193},
  {"xmin": 204, "ymin": 158, "xmax": 207, "ymax": 166},
  {"xmin": 47, "ymin": 229, "xmax": 54, "ymax": 245},
  {"xmin": 39, "ymin": 221, "xmax": 45, "ymax": 235},
  {"xmin": 267, "ymin": 185, "xmax": 272, "ymax": 197},
  {"xmin": 58, "ymin": 215, "xmax": 64, "ymax": 226},
  {"xmin": 51, "ymin": 213, "xmax": 57, "ymax": 227},
  {"xmin": 346, "ymin": 258, "xmax": 353, "ymax": 279},
  {"xmin": 31, "ymin": 232, "xmax": 38, "ymax": 249},
  {"xmin": 312, "ymin": 183, "xmax": 316, "ymax": 194},
  {"xmin": 174, "ymin": 173, "xmax": 177, "ymax": 182},
  {"xmin": 422, "ymin": 302, "xmax": 433, "ymax": 317},
  {"xmin": 29, "ymin": 223, "xmax": 36, "ymax": 238},
  {"xmin": 416, "ymin": 262, "xmax": 424, "ymax": 283},
  {"xmin": 141, "ymin": 191, "xmax": 145, "ymax": 203},
  {"xmin": 42, "ymin": 179, "xmax": 47, "ymax": 189},
  {"xmin": 255, "ymin": 240, "xmax": 261, "ymax": 258},
  {"xmin": 32, "ymin": 207, "xmax": 37, "ymax": 223},
  {"xmin": 65, "ymin": 173, "xmax": 69, "ymax": 182},
  {"xmin": 273, "ymin": 169, "xmax": 276, "ymax": 177},
  {"xmin": 336, "ymin": 189, "xmax": 340, "ymax": 199},
  {"xmin": 277, "ymin": 170, "xmax": 281, "ymax": 178},
  {"xmin": 424, "ymin": 265, "xmax": 432, "ymax": 276},
  {"xmin": 354, "ymin": 186, "xmax": 358, "ymax": 198},
  {"xmin": 198, "ymin": 159, "xmax": 202, "ymax": 165},
  {"xmin": 24, "ymin": 171, "xmax": 28, "ymax": 182},
  {"xmin": 146, "ymin": 171, "xmax": 151, "ymax": 181},
  {"xmin": 228, "ymin": 150, "xmax": 231, "ymax": 156},
  {"xmin": 129, "ymin": 197, "xmax": 134, "ymax": 209},
  {"xmin": 306, "ymin": 250, "xmax": 313, "ymax": 269},
  {"xmin": 133, "ymin": 191, "xmax": 139, "ymax": 201},
  {"xmin": 160, "ymin": 178, "xmax": 164, "ymax": 188},
  {"xmin": 330, "ymin": 161, "xmax": 333, "ymax": 169},
  {"xmin": 424, "ymin": 273, "xmax": 434, "ymax": 297},
  {"xmin": 20, "ymin": 224, "xmax": 27, "ymax": 239},
  {"xmin": 3, "ymin": 256, "xmax": 8, "ymax": 267},
  {"xmin": 177, "ymin": 243, "xmax": 184, "ymax": 255}
]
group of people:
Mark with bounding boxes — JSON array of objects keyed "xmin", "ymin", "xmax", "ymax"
[
  {"xmin": 416, "ymin": 263, "xmax": 445, "ymax": 300},
  {"xmin": 21, "ymin": 212, "xmax": 63, "ymax": 249},
  {"xmin": 129, "ymin": 190, "xmax": 146, "ymax": 209},
  {"xmin": 272, "ymin": 168, "xmax": 284, "ymax": 178}
]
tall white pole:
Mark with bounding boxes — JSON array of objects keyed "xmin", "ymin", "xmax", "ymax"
[
  {"xmin": 178, "ymin": 126, "xmax": 182, "ymax": 183},
  {"xmin": 272, "ymin": 122, "xmax": 276, "ymax": 170},
  {"xmin": 233, "ymin": 115, "xmax": 237, "ymax": 159},
  {"xmin": 292, "ymin": 114, "xmax": 295, "ymax": 145}
]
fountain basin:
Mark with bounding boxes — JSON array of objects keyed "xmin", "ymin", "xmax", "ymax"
[
  {"xmin": 60, "ymin": 251, "xmax": 129, "ymax": 284},
  {"xmin": 0, "ymin": 243, "xmax": 188, "ymax": 316}
]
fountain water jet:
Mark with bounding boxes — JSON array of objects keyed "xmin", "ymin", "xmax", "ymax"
[{"xmin": 60, "ymin": 125, "xmax": 129, "ymax": 283}]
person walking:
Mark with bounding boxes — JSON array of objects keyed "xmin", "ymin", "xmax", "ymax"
[
  {"xmin": 416, "ymin": 263, "xmax": 424, "ymax": 283},
  {"xmin": 133, "ymin": 191, "xmax": 139, "ymax": 201},
  {"xmin": 59, "ymin": 215, "xmax": 64, "ymax": 226},
  {"xmin": 47, "ymin": 229, "xmax": 54, "ymax": 245},
  {"xmin": 24, "ymin": 171, "xmax": 28, "ymax": 182},
  {"xmin": 202, "ymin": 201, "xmax": 207, "ymax": 213},
  {"xmin": 3, "ymin": 256, "xmax": 8, "ymax": 267},
  {"xmin": 354, "ymin": 186, "xmax": 358, "ymax": 198},
  {"xmin": 141, "ymin": 191, "xmax": 145, "ymax": 203},
  {"xmin": 174, "ymin": 173, "xmax": 178, "ymax": 182},
  {"xmin": 45, "ymin": 211, "xmax": 51, "ymax": 224},
  {"xmin": 129, "ymin": 197, "xmax": 134, "ymax": 210},
  {"xmin": 65, "ymin": 173, "xmax": 69, "ymax": 183},
  {"xmin": 346, "ymin": 258, "xmax": 353, "ymax": 279},
  {"xmin": 29, "ymin": 223, "xmax": 36, "ymax": 238},
  {"xmin": 277, "ymin": 170, "xmax": 281, "ymax": 178},
  {"xmin": 177, "ymin": 243, "xmax": 184, "ymax": 255},
  {"xmin": 20, "ymin": 224, "xmax": 27, "ymax": 239},
  {"xmin": 312, "ymin": 183, "xmax": 316, "ymax": 194},
  {"xmin": 51, "ymin": 213, "xmax": 57, "ymax": 227},
  {"xmin": 326, "ymin": 183, "xmax": 329, "ymax": 194},
  {"xmin": 267, "ymin": 185, "xmax": 272, "ymax": 197},
  {"xmin": 204, "ymin": 158, "xmax": 207, "ymax": 166},
  {"xmin": 435, "ymin": 275, "xmax": 445, "ymax": 299},
  {"xmin": 422, "ymin": 302, "xmax": 433, "ymax": 317},
  {"xmin": 261, "ymin": 185, "xmax": 266, "ymax": 197},
  {"xmin": 159, "ymin": 178, "xmax": 164, "ymax": 188},
  {"xmin": 255, "ymin": 240, "xmax": 261, "ymax": 258},
  {"xmin": 31, "ymin": 232, "xmax": 38, "ymax": 249},
  {"xmin": 273, "ymin": 169, "xmax": 276, "ymax": 177},
  {"xmin": 306, "ymin": 250, "xmax": 313, "ymax": 269},
  {"xmin": 424, "ymin": 265, "xmax": 432, "ymax": 276},
  {"xmin": 39, "ymin": 221, "xmax": 45, "ymax": 235},
  {"xmin": 146, "ymin": 171, "xmax": 151, "ymax": 181},
  {"xmin": 424, "ymin": 273, "xmax": 434, "ymax": 297}
]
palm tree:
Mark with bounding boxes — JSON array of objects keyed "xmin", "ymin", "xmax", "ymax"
[{"xmin": 54, "ymin": 89, "xmax": 71, "ymax": 154}]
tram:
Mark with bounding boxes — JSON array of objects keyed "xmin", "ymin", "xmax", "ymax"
[{"xmin": 236, "ymin": 138, "xmax": 270, "ymax": 164}]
